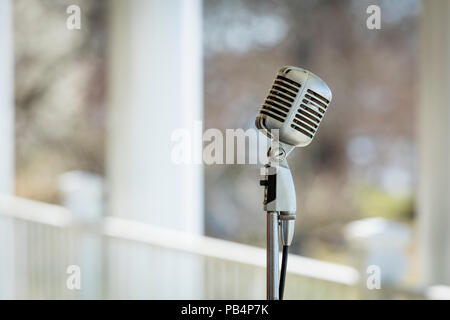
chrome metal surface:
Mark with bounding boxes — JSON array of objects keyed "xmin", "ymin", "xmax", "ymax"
[
  {"xmin": 267, "ymin": 211, "xmax": 279, "ymax": 300},
  {"xmin": 256, "ymin": 66, "xmax": 332, "ymax": 147},
  {"xmin": 280, "ymin": 219, "xmax": 295, "ymax": 246}
]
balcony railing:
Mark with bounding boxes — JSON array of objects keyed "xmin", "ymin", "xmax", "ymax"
[{"xmin": 0, "ymin": 195, "xmax": 362, "ymax": 299}]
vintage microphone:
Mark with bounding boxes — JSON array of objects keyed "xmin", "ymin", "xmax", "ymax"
[{"xmin": 256, "ymin": 66, "xmax": 332, "ymax": 300}]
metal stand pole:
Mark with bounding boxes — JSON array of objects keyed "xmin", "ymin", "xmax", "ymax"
[
  {"xmin": 261, "ymin": 142, "xmax": 296, "ymax": 300},
  {"xmin": 267, "ymin": 211, "xmax": 279, "ymax": 300}
]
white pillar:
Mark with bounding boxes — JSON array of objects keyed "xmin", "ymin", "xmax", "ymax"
[
  {"xmin": 107, "ymin": 0, "xmax": 204, "ymax": 299},
  {"xmin": 0, "ymin": 0, "xmax": 15, "ymax": 299},
  {"xmin": 418, "ymin": 0, "xmax": 450, "ymax": 285},
  {"xmin": 107, "ymin": 0, "xmax": 203, "ymax": 234},
  {"xmin": 0, "ymin": 1, "xmax": 14, "ymax": 194}
]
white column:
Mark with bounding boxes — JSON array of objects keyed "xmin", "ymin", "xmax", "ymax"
[
  {"xmin": 107, "ymin": 0, "xmax": 204, "ymax": 299},
  {"xmin": 0, "ymin": 0, "xmax": 15, "ymax": 299},
  {"xmin": 418, "ymin": 0, "xmax": 450, "ymax": 285},
  {"xmin": 0, "ymin": 1, "xmax": 14, "ymax": 194},
  {"xmin": 107, "ymin": 0, "xmax": 203, "ymax": 234}
]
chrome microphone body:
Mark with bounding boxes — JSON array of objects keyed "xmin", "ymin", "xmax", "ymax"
[
  {"xmin": 256, "ymin": 66, "xmax": 332, "ymax": 300},
  {"xmin": 256, "ymin": 66, "xmax": 332, "ymax": 148}
]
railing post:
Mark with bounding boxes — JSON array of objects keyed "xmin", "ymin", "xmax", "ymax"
[
  {"xmin": 59, "ymin": 171, "xmax": 104, "ymax": 299},
  {"xmin": 345, "ymin": 218, "xmax": 411, "ymax": 299}
]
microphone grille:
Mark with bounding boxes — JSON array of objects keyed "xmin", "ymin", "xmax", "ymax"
[
  {"xmin": 290, "ymin": 88, "xmax": 330, "ymax": 139},
  {"xmin": 259, "ymin": 75, "xmax": 301, "ymax": 123},
  {"xmin": 256, "ymin": 66, "xmax": 332, "ymax": 147}
]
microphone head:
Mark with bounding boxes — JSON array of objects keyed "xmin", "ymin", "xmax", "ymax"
[{"xmin": 255, "ymin": 66, "xmax": 332, "ymax": 147}]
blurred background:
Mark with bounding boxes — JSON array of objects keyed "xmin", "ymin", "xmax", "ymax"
[{"xmin": 0, "ymin": 0, "xmax": 449, "ymax": 299}]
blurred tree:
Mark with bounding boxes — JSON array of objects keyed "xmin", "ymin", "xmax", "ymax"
[
  {"xmin": 203, "ymin": 0, "xmax": 419, "ymax": 262},
  {"xmin": 14, "ymin": 0, "xmax": 106, "ymax": 202}
]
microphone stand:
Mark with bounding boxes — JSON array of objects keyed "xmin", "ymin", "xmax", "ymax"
[{"xmin": 260, "ymin": 141, "xmax": 296, "ymax": 300}]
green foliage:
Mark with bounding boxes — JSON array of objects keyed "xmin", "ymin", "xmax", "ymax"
[{"xmin": 355, "ymin": 185, "xmax": 414, "ymax": 221}]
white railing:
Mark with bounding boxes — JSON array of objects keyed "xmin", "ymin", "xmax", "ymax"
[{"xmin": 0, "ymin": 195, "xmax": 360, "ymax": 299}]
